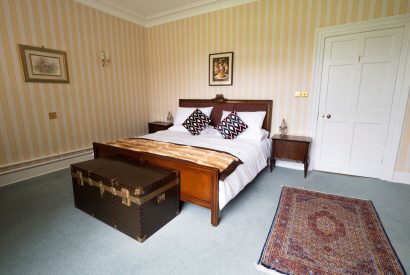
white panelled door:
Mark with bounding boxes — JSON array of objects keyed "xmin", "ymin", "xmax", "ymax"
[{"xmin": 314, "ymin": 27, "xmax": 404, "ymax": 178}]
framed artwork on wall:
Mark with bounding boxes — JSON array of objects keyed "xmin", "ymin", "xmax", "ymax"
[
  {"xmin": 18, "ymin": 44, "xmax": 70, "ymax": 83},
  {"xmin": 209, "ymin": 52, "xmax": 233, "ymax": 86}
]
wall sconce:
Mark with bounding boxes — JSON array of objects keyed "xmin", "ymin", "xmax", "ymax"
[{"xmin": 100, "ymin": 50, "xmax": 110, "ymax": 67}]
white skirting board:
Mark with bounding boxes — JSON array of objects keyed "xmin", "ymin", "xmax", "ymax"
[
  {"xmin": 0, "ymin": 152, "xmax": 93, "ymax": 188},
  {"xmin": 275, "ymin": 160, "xmax": 410, "ymax": 185},
  {"xmin": 392, "ymin": 172, "xmax": 410, "ymax": 184},
  {"xmin": 274, "ymin": 160, "xmax": 305, "ymax": 170}
]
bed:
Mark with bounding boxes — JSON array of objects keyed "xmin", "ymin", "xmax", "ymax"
[{"xmin": 93, "ymin": 95, "xmax": 273, "ymax": 226}]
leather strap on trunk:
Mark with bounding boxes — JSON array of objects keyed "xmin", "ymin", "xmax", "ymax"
[{"xmin": 71, "ymin": 171, "xmax": 179, "ymax": 206}]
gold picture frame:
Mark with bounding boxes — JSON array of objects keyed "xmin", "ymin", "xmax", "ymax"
[
  {"xmin": 18, "ymin": 44, "xmax": 70, "ymax": 83},
  {"xmin": 209, "ymin": 52, "xmax": 233, "ymax": 86}
]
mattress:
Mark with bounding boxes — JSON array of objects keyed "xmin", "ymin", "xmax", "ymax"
[{"xmin": 141, "ymin": 129, "xmax": 271, "ymax": 209}]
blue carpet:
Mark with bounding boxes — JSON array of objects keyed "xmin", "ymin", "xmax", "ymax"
[{"xmin": 0, "ymin": 167, "xmax": 409, "ymax": 274}]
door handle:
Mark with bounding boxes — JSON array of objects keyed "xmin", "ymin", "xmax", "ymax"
[{"xmin": 322, "ymin": 114, "xmax": 332, "ymax": 119}]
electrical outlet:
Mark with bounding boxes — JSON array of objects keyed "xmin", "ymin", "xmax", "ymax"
[
  {"xmin": 49, "ymin": 112, "xmax": 57, "ymax": 120},
  {"xmin": 302, "ymin": 91, "xmax": 308, "ymax": 97},
  {"xmin": 294, "ymin": 91, "xmax": 301, "ymax": 97}
]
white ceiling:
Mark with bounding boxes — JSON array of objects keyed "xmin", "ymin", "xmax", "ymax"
[{"xmin": 74, "ymin": 0, "xmax": 258, "ymax": 27}]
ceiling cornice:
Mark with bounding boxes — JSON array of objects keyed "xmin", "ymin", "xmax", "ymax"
[
  {"xmin": 74, "ymin": 0, "xmax": 145, "ymax": 26},
  {"xmin": 145, "ymin": 0, "xmax": 217, "ymax": 21},
  {"xmin": 145, "ymin": 0, "xmax": 258, "ymax": 27},
  {"xmin": 73, "ymin": 0, "xmax": 259, "ymax": 28}
]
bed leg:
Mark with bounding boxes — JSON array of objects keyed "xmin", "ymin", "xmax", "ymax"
[
  {"xmin": 210, "ymin": 171, "xmax": 220, "ymax": 226},
  {"xmin": 211, "ymin": 207, "xmax": 220, "ymax": 226}
]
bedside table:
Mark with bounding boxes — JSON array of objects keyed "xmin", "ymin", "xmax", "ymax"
[
  {"xmin": 269, "ymin": 134, "xmax": 312, "ymax": 178},
  {"xmin": 148, "ymin": 121, "xmax": 173, "ymax": 133}
]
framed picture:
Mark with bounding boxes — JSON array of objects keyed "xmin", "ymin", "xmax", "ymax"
[
  {"xmin": 18, "ymin": 44, "xmax": 69, "ymax": 83},
  {"xmin": 209, "ymin": 52, "xmax": 233, "ymax": 86}
]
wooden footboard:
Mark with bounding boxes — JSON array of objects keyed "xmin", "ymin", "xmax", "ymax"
[{"xmin": 93, "ymin": 142, "xmax": 221, "ymax": 226}]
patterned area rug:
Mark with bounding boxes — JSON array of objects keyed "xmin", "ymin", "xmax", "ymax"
[{"xmin": 257, "ymin": 187, "xmax": 405, "ymax": 274}]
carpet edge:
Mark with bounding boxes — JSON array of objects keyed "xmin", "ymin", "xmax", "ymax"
[
  {"xmin": 257, "ymin": 187, "xmax": 286, "ymax": 265},
  {"xmin": 255, "ymin": 263, "xmax": 286, "ymax": 275}
]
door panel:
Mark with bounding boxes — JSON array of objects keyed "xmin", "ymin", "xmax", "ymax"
[
  {"xmin": 330, "ymin": 39, "xmax": 359, "ymax": 59},
  {"xmin": 320, "ymin": 122, "xmax": 349, "ymax": 165},
  {"xmin": 314, "ymin": 27, "xmax": 404, "ymax": 178},
  {"xmin": 363, "ymin": 34, "xmax": 395, "ymax": 56},
  {"xmin": 357, "ymin": 61, "xmax": 394, "ymax": 111},
  {"xmin": 350, "ymin": 123, "xmax": 380, "ymax": 166},
  {"xmin": 326, "ymin": 65, "xmax": 355, "ymax": 110}
]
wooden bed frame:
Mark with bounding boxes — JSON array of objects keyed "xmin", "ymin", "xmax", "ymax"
[{"xmin": 93, "ymin": 94, "xmax": 273, "ymax": 226}]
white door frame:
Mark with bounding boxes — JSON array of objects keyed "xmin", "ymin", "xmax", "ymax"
[{"xmin": 310, "ymin": 14, "xmax": 410, "ymax": 181}]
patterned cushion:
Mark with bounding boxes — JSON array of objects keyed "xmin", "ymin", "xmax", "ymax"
[
  {"xmin": 216, "ymin": 111, "xmax": 248, "ymax": 139},
  {"xmin": 182, "ymin": 108, "xmax": 211, "ymax": 135}
]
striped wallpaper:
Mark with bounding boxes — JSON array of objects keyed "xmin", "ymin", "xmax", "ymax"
[
  {"xmin": 0, "ymin": 0, "xmax": 147, "ymax": 168},
  {"xmin": 0, "ymin": 0, "xmax": 409, "ymax": 174},
  {"xmin": 145, "ymin": 0, "xmax": 410, "ymax": 172}
]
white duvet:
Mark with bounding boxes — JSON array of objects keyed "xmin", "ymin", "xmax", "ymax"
[{"xmin": 141, "ymin": 130, "xmax": 271, "ymax": 209}]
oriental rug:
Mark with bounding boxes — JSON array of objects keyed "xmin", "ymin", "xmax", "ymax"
[{"xmin": 257, "ymin": 187, "xmax": 405, "ymax": 274}]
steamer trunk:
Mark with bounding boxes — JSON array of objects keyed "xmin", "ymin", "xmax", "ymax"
[{"xmin": 71, "ymin": 158, "xmax": 179, "ymax": 242}]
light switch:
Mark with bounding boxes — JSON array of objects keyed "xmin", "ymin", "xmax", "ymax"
[
  {"xmin": 302, "ymin": 91, "xmax": 308, "ymax": 97},
  {"xmin": 294, "ymin": 91, "xmax": 301, "ymax": 97}
]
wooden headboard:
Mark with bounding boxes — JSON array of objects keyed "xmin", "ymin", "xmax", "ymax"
[{"xmin": 179, "ymin": 94, "xmax": 273, "ymax": 133}]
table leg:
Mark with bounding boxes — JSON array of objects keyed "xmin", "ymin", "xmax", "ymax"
[
  {"xmin": 270, "ymin": 158, "xmax": 276, "ymax": 172},
  {"xmin": 304, "ymin": 161, "xmax": 308, "ymax": 178}
]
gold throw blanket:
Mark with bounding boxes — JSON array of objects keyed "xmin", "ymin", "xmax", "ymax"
[{"xmin": 107, "ymin": 138, "xmax": 242, "ymax": 180}]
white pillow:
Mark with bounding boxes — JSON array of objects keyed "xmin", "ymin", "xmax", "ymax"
[
  {"xmin": 168, "ymin": 124, "xmax": 187, "ymax": 132},
  {"xmin": 220, "ymin": 110, "xmax": 267, "ymax": 140},
  {"xmin": 168, "ymin": 123, "xmax": 217, "ymax": 135},
  {"xmin": 201, "ymin": 125, "xmax": 218, "ymax": 135},
  {"xmin": 260, "ymin": 129, "xmax": 270, "ymax": 139},
  {"xmin": 174, "ymin": 107, "xmax": 213, "ymax": 125}
]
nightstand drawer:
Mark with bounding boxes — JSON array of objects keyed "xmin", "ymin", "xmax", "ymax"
[{"xmin": 274, "ymin": 141, "xmax": 307, "ymax": 162}]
